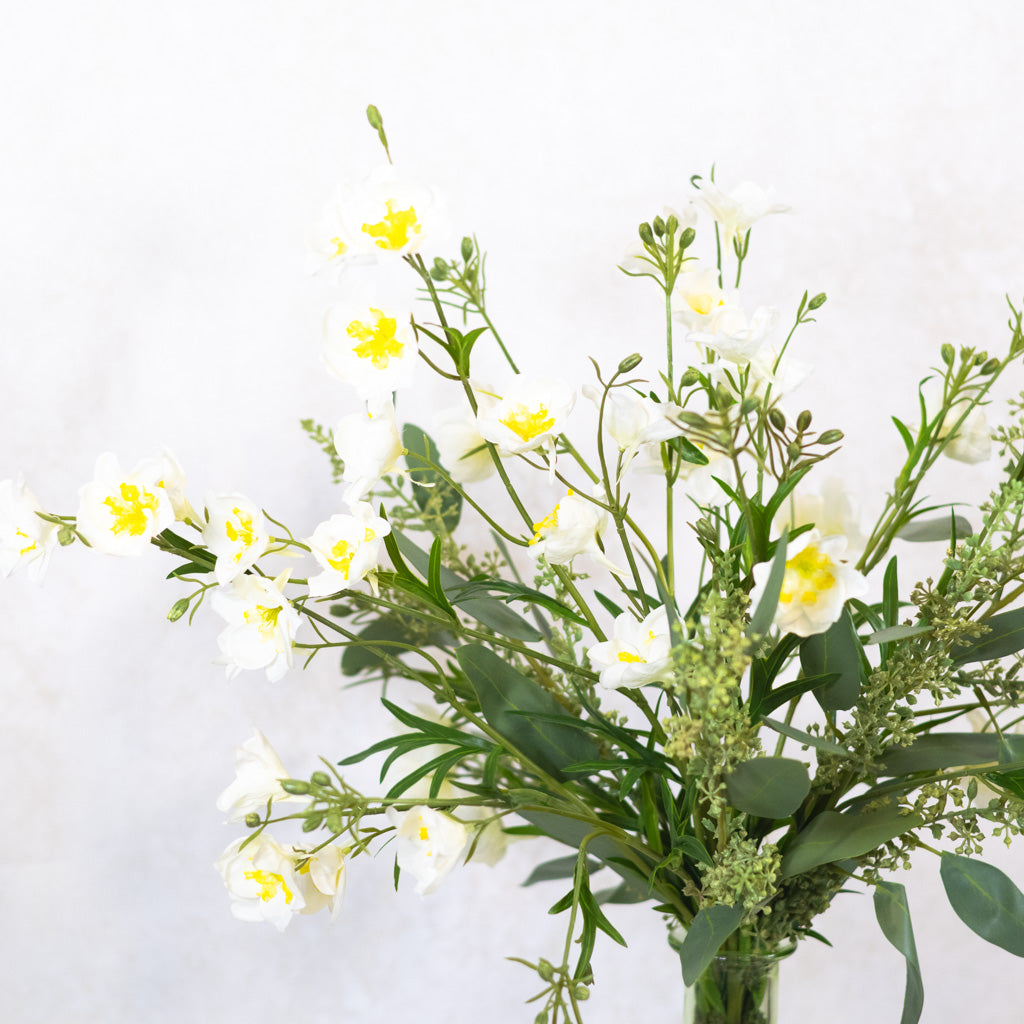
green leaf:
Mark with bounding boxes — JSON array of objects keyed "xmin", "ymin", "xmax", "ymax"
[
  {"xmin": 455, "ymin": 644, "xmax": 600, "ymax": 778},
  {"xmin": 725, "ymin": 757, "xmax": 811, "ymax": 818},
  {"xmin": 675, "ymin": 835, "xmax": 713, "ymax": 868},
  {"xmin": 672, "ymin": 435, "xmax": 710, "ymax": 466},
  {"xmin": 985, "ymin": 735, "xmax": 1024, "ymax": 800},
  {"xmin": 896, "ymin": 514, "xmax": 974, "ymax": 543},
  {"xmin": 940, "ymin": 853, "xmax": 1024, "ymax": 956},
  {"xmin": 759, "ymin": 715, "xmax": 851, "ymax": 758},
  {"xmin": 754, "ymin": 672, "xmax": 841, "ymax": 721},
  {"xmin": 523, "ymin": 855, "xmax": 603, "ymax": 887},
  {"xmin": 782, "ymin": 803, "xmax": 925, "ymax": 878},
  {"xmin": 876, "ymin": 733, "xmax": 1000, "ymax": 777},
  {"xmin": 748, "ymin": 531, "xmax": 788, "ymax": 637},
  {"xmin": 166, "ymin": 560, "xmax": 211, "ymax": 579},
  {"xmin": 951, "ymin": 607, "xmax": 1024, "ymax": 665},
  {"xmin": 402, "ymin": 423, "xmax": 463, "ymax": 533},
  {"xmin": 340, "ymin": 619, "xmax": 427, "ymax": 676},
  {"xmin": 448, "ymin": 578, "xmax": 587, "ymax": 627},
  {"xmin": 799, "ymin": 607, "xmax": 863, "ymax": 711},
  {"xmin": 865, "ymin": 624, "xmax": 933, "ymax": 645},
  {"xmin": 677, "ymin": 905, "xmax": 745, "ymax": 986},
  {"xmin": 891, "ymin": 415, "xmax": 915, "ymax": 453},
  {"xmin": 594, "ymin": 590, "xmax": 625, "ymax": 619},
  {"xmin": 873, "ymin": 881, "xmax": 924, "ymax": 1024}
]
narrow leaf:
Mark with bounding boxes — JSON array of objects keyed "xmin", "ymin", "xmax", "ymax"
[
  {"xmin": 760, "ymin": 715, "xmax": 851, "ymax": 758},
  {"xmin": 951, "ymin": 607, "xmax": 1024, "ymax": 665},
  {"xmin": 873, "ymin": 881, "xmax": 924, "ymax": 1024},
  {"xmin": 748, "ymin": 531, "xmax": 788, "ymax": 637},
  {"xmin": 876, "ymin": 733, "xmax": 1000, "ymax": 776},
  {"xmin": 896, "ymin": 514, "xmax": 974, "ymax": 543}
]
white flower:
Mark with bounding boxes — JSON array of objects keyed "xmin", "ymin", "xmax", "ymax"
[
  {"xmin": 586, "ymin": 606, "xmax": 675, "ymax": 689},
  {"xmin": 476, "ymin": 377, "xmax": 576, "ymax": 461},
  {"xmin": 584, "ymin": 384, "xmax": 686, "ymax": 469},
  {"xmin": 528, "ymin": 489, "xmax": 620, "ymax": 573},
  {"xmin": 671, "ymin": 266, "xmax": 730, "ymax": 330},
  {"xmin": 156, "ymin": 450, "xmax": 199, "ymax": 523},
  {"xmin": 0, "ymin": 477, "xmax": 58, "ymax": 582},
  {"xmin": 305, "ymin": 503, "xmax": 391, "ymax": 598},
  {"xmin": 687, "ymin": 304, "xmax": 778, "ymax": 365},
  {"xmin": 215, "ymin": 729, "xmax": 308, "ymax": 823},
  {"xmin": 939, "ymin": 401, "xmax": 992, "ymax": 464},
  {"xmin": 212, "ymin": 570, "xmax": 302, "ymax": 682},
  {"xmin": 216, "ymin": 833, "xmax": 308, "ymax": 931},
  {"xmin": 434, "ymin": 403, "xmax": 495, "ymax": 483},
  {"xmin": 323, "ymin": 303, "xmax": 418, "ymax": 402},
  {"xmin": 386, "ymin": 805, "xmax": 470, "ymax": 895},
  {"xmin": 773, "ymin": 477, "xmax": 867, "ymax": 560},
  {"xmin": 692, "ymin": 178, "xmax": 789, "ymax": 249},
  {"xmin": 202, "ymin": 494, "xmax": 270, "ymax": 585},
  {"xmin": 674, "ymin": 447, "xmax": 737, "ymax": 506},
  {"xmin": 750, "ymin": 530, "xmax": 868, "ymax": 638},
  {"xmin": 302, "ymin": 843, "xmax": 347, "ymax": 919},
  {"xmin": 333, "ymin": 400, "xmax": 404, "ymax": 505},
  {"xmin": 311, "ymin": 166, "xmax": 443, "ymax": 268},
  {"xmin": 76, "ymin": 453, "xmax": 176, "ymax": 556}
]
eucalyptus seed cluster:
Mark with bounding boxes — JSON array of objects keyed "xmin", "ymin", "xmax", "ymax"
[
  {"xmin": 699, "ymin": 828, "xmax": 781, "ymax": 913},
  {"xmin": 755, "ymin": 863, "xmax": 847, "ymax": 947}
]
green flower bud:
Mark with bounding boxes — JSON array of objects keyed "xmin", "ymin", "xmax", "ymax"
[
  {"xmin": 574, "ymin": 985, "xmax": 590, "ymax": 1001},
  {"xmin": 429, "ymin": 264, "xmax": 448, "ymax": 282},
  {"xmin": 818, "ymin": 429, "xmax": 845, "ymax": 445},
  {"xmin": 787, "ymin": 440, "xmax": 803, "ymax": 460},
  {"xmin": 678, "ymin": 366, "xmax": 701, "ymax": 387},
  {"xmin": 807, "ymin": 292, "xmax": 827, "ymax": 310},
  {"xmin": 325, "ymin": 809, "xmax": 344, "ymax": 834},
  {"xmin": 796, "ymin": 409, "xmax": 813, "ymax": 432},
  {"xmin": 537, "ymin": 959, "xmax": 554, "ymax": 982},
  {"xmin": 767, "ymin": 408, "xmax": 786, "ymax": 431},
  {"xmin": 57, "ymin": 525, "xmax": 76, "ymax": 547},
  {"xmin": 534, "ymin": 1013, "xmax": 549, "ymax": 1024},
  {"xmin": 310, "ymin": 771, "xmax": 332, "ymax": 787},
  {"xmin": 167, "ymin": 598, "xmax": 190, "ymax": 622},
  {"xmin": 940, "ymin": 343, "xmax": 955, "ymax": 366},
  {"xmin": 280, "ymin": 779, "xmax": 312, "ymax": 796},
  {"xmin": 980, "ymin": 357, "xmax": 1000, "ymax": 375},
  {"xmin": 244, "ymin": 812, "xmax": 261, "ymax": 828},
  {"xmin": 739, "ymin": 397, "xmax": 759, "ymax": 416},
  {"xmin": 665, "ymin": 214, "xmax": 678, "ymax": 237},
  {"xmin": 365, "ymin": 104, "xmax": 384, "ymax": 130},
  {"xmin": 460, "ymin": 236, "xmax": 474, "ymax": 263},
  {"xmin": 679, "ymin": 226, "xmax": 696, "ymax": 250},
  {"xmin": 617, "ymin": 352, "xmax": 643, "ymax": 374},
  {"xmin": 652, "ymin": 215, "xmax": 666, "ymax": 237},
  {"xmin": 638, "ymin": 222, "xmax": 655, "ymax": 246},
  {"xmin": 973, "ymin": 350, "xmax": 988, "ymax": 365},
  {"xmin": 302, "ymin": 812, "xmax": 325, "ymax": 832}
]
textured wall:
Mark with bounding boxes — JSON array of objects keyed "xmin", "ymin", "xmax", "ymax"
[{"xmin": 2, "ymin": 2, "xmax": 1023, "ymax": 1021}]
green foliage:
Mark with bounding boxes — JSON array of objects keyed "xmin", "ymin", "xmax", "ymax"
[
  {"xmin": 873, "ymin": 882, "xmax": 924, "ymax": 1024},
  {"xmin": 676, "ymin": 905, "xmax": 745, "ymax": 986},
  {"xmin": 799, "ymin": 607, "xmax": 864, "ymax": 711},
  {"xmin": 725, "ymin": 757, "xmax": 811, "ymax": 819},
  {"xmin": 940, "ymin": 853, "xmax": 1024, "ymax": 956}
]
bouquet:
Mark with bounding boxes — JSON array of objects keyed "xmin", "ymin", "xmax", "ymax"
[{"xmin": 6, "ymin": 106, "xmax": 1024, "ymax": 1024}]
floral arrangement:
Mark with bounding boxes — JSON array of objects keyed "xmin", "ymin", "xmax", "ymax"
[{"xmin": 6, "ymin": 106, "xmax": 1024, "ymax": 1023}]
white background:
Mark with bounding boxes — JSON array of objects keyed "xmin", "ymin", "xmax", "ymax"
[{"xmin": 2, "ymin": 1, "xmax": 1023, "ymax": 1021}]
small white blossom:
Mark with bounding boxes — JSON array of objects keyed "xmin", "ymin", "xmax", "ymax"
[
  {"xmin": 773, "ymin": 477, "xmax": 867, "ymax": 560},
  {"xmin": 76, "ymin": 453, "xmax": 176, "ymax": 556},
  {"xmin": 687, "ymin": 304, "xmax": 778, "ymax": 365},
  {"xmin": 939, "ymin": 401, "xmax": 992, "ymax": 464},
  {"xmin": 434, "ymin": 403, "xmax": 495, "ymax": 483},
  {"xmin": 692, "ymin": 178, "xmax": 789, "ymax": 249},
  {"xmin": 528, "ymin": 488, "xmax": 620, "ymax": 574},
  {"xmin": 212, "ymin": 570, "xmax": 302, "ymax": 682},
  {"xmin": 302, "ymin": 843, "xmax": 347, "ymax": 919},
  {"xmin": 333, "ymin": 400, "xmax": 404, "ymax": 505},
  {"xmin": 386, "ymin": 805, "xmax": 470, "ymax": 895},
  {"xmin": 476, "ymin": 377, "xmax": 576, "ymax": 463},
  {"xmin": 0, "ymin": 477, "xmax": 58, "ymax": 582},
  {"xmin": 216, "ymin": 729, "xmax": 308, "ymax": 823},
  {"xmin": 215, "ymin": 833, "xmax": 308, "ymax": 931},
  {"xmin": 584, "ymin": 384, "xmax": 686, "ymax": 470},
  {"xmin": 671, "ymin": 266, "xmax": 730, "ymax": 330},
  {"xmin": 323, "ymin": 303, "xmax": 418, "ymax": 402},
  {"xmin": 202, "ymin": 494, "xmax": 270, "ymax": 585},
  {"xmin": 305, "ymin": 503, "xmax": 391, "ymax": 598},
  {"xmin": 587, "ymin": 606, "xmax": 674, "ymax": 689},
  {"xmin": 750, "ymin": 530, "xmax": 868, "ymax": 638}
]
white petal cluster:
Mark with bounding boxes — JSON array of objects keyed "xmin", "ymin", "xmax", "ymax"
[
  {"xmin": 584, "ymin": 385, "xmax": 686, "ymax": 469},
  {"xmin": 333, "ymin": 401, "xmax": 404, "ymax": 505},
  {"xmin": 76, "ymin": 453, "xmax": 177, "ymax": 556},
  {"xmin": 671, "ymin": 266, "xmax": 730, "ymax": 330},
  {"xmin": 687, "ymin": 303, "xmax": 778, "ymax": 365},
  {"xmin": 528, "ymin": 489, "xmax": 616, "ymax": 571},
  {"xmin": 386, "ymin": 805, "xmax": 470, "ymax": 895},
  {"xmin": 0, "ymin": 477, "xmax": 58, "ymax": 582},
  {"xmin": 476, "ymin": 377, "xmax": 576, "ymax": 458},
  {"xmin": 433, "ymin": 403, "xmax": 495, "ymax": 483},
  {"xmin": 305, "ymin": 503, "xmax": 391, "ymax": 597},
  {"xmin": 216, "ymin": 729, "xmax": 309, "ymax": 823},
  {"xmin": 212, "ymin": 571, "xmax": 302, "ymax": 682},
  {"xmin": 587, "ymin": 607, "xmax": 675, "ymax": 690},
  {"xmin": 938, "ymin": 401, "xmax": 992, "ymax": 464},
  {"xmin": 323, "ymin": 303, "xmax": 418, "ymax": 403},
  {"xmin": 202, "ymin": 494, "xmax": 270, "ymax": 585},
  {"xmin": 750, "ymin": 530, "xmax": 868, "ymax": 638},
  {"xmin": 773, "ymin": 478, "xmax": 867, "ymax": 560},
  {"xmin": 692, "ymin": 179, "xmax": 789, "ymax": 249}
]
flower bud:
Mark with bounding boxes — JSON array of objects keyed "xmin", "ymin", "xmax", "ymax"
[
  {"xmin": 461, "ymin": 236, "xmax": 474, "ymax": 262},
  {"xmin": 740, "ymin": 397, "xmax": 759, "ymax": 416},
  {"xmin": 365, "ymin": 104, "xmax": 384, "ymax": 130},
  {"xmin": 818, "ymin": 429, "xmax": 845, "ymax": 445},
  {"xmin": 665, "ymin": 214, "xmax": 679, "ymax": 237},
  {"xmin": 535, "ymin": 1014, "xmax": 549, "ymax": 1024},
  {"xmin": 973, "ymin": 350, "xmax": 988, "ymax": 366},
  {"xmin": 679, "ymin": 226, "xmax": 696, "ymax": 250},
  {"xmin": 767, "ymin": 408, "xmax": 786, "ymax": 431},
  {"xmin": 678, "ymin": 367, "xmax": 701, "ymax": 387},
  {"xmin": 653, "ymin": 215, "xmax": 666, "ymax": 237},
  {"xmin": 58, "ymin": 525, "xmax": 76, "ymax": 546},
  {"xmin": 311, "ymin": 770, "xmax": 332, "ymax": 787},
  {"xmin": 787, "ymin": 440, "xmax": 803, "ymax": 460},
  {"xmin": 325, "ymin": 809, "xmax": 344, "ymax": 833},
  {"xmin": 796, "ymin": 409, "xmax": 813, "ymax": 432},
  {"xmin": 429, "ymin": 263, "xmax": 448, "ymax": 282},
  {"xmin": 807, "ymin": 292, "xmax": 827, "ymax": 311},
  {"xmin": 638, "ymin": 222, "xmax": 655, "ymax": 246},
  {"xmin": 940, "ymin": 343, "xmax": 955, "ymax": 366},
  {"xmin": 302, "ymin": 812, "xmax": 325, "ymax": 832},
  {"xmin": 279, "ymin": 779, "xmax": 312, "ymax": 796},
  {"xmin": 980, "ymin": 357, "xmax": 1000, "ymax": 375},
  {"xmin": 244, "ymin": 812, "xmax": 261, "ymax": 828},
  {"xmin": 537, "ymin": 959, "xmax": 555, "ymax": 981},
  {"xmin": 617, "ymin": 352, "xmax": 643, "ymax": 374},
  {"xmin": 167, "ymin": 598, "xmax": 190, "ymax": 623},
  {"xmin": 574, "ymin": 985, "xmax": 590, "ymax": 1001}
]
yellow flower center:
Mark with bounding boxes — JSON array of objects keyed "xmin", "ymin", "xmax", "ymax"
[
  {"xmin": 418, "ymin": 825, "xmax": 430, "ymax": 842},
  {"xmin": 500, "ymin": 404, "xmax": 556, "ymax": 443},
  {"xmin": 688, "ymin": 293, "xmax": 715, "ymax": 316},
  {"xmin": 617, "ymin": 650, "xmax": 645, "ymax": 664},
  {"xmin": 362, "ymin": 200, "xmax": 421, "ymax": 250},
  {"xmin": 329, "ymin": 236, "xmax": 347, "ymax": 259},
  {"xmin": 244, "ymin": 603, "xmax": 282, "ymax": 638},
  {"xmin": 244, "ymin": 869, "xmax": 294, "ymax": 904},
  {"xmin": 327, "ymin": 539, "xmax": 355, "ymax": 578},
  {"xmin": 225, "ymin": 507, "xmax": 256, "ymax": 561},
  {"xmin": 102, "ymin": 482, "xmax": 159, "ymax": 536},
  {"xmin": 530, "ymin": 504, "xmax": 560, "ymax": 545},
  {"xmin": 779, "ymin": 545, "xmax": 836, "ymax": 606},
  {"xmin": 15, "ymin": 528, "xmax": 36, "ymax": 557},
  {"xmin": 347, "ymin": 309, "xmax": 404, "ymax": 369}
]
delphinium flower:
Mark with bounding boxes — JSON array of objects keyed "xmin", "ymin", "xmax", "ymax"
[
  {"xmin": 587, "ymin": 606, "xmax": 675, "ymax": 689},
  {"xmin": 386, "ymin": 805, "xmax": 470, "ymax": 895},
  {"xmin": 211, "ymin": 570, "xmax": 302, "ymax": 682},
  {"xmin": 305, "ymin": 503, "xmax": 391, "ymax": 597},
  {"xmin": 76, "ymin": 453, "xmax": 177, "ymax": 556},
  {"xmin": 215, "ymin": 729, "xmax": 310, "ymax": 823},
  {"xmin": 202, "ymin": 495, "xmax": 270, "ymax": 585},
  {"xmin": 750, "ymin": 530, "xmax": 868, "ymax": 638},
  {"xmin": 0, "ymin": 476, "xmax": 58, "ymax": 581},
  {"xmin": 332, "ymin": 400, "xmax": 404, "ymax": 505}
]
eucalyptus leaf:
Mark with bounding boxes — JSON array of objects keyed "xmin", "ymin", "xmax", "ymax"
[
  {"xmin": 402, "ymin": 423, "xmax": 463, "ymax": 533},
  {"xmin": 725, "ymin": 757, "xmax": 811, "ymax": 818},
  {"xmin": 677, "ymin": 905, "xmax": 746, "ymax": 986},
  {"xmin": 799, "ymin": 607, "xmax": 863, "ymax": 711},
  {"xmin": 876, "ymin": 733, "xmax": 1000, "ymax": 777},
  {"xmin": 896, "ymin": 514, "xmax": 973, "ymax": 543},
  {"xmin": 782, "ymin": 803, "xmax": 924, "ymax": 878},
  {"xmin": 873, "ymin": 881, "xmax": 924, "ymax": 1024},
  {"xmin": 759, "ymin": 715, "xmax": 851, "ymax": 758},
  {"xmin": 865, "ymin": 624, "xmax": 933, "ymax": 645},
  {"xmin": 951, "ymin": 607, "xmax": 1024, "ymax": 666},
  {"xmin": 940, "ymin": 853, "xmax": 1024, "ymax": 956}
]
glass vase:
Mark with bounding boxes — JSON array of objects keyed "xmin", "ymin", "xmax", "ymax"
[{"xmin": 670, "ymin": 936, "xmax": 794, "ymax": 1024}]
